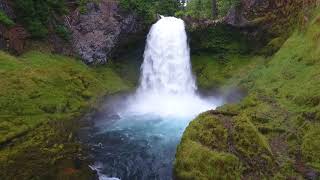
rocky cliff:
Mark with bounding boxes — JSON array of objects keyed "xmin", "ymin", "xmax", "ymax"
[
  {"xmin": 67, "ymin": 0, "xmax": 142, "ymax": 64},
  {"xmin": 0, "ymin": 0, "xmax": 143, "ymax": 64},
  {"xmin": 187, "ymin": 0, "xmax": 316, "ymax": 55}
]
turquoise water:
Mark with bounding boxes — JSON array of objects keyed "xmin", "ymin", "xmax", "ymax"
[{"xmin": 82, "ymin": 113, "xmax": 193, "ymax": 180}]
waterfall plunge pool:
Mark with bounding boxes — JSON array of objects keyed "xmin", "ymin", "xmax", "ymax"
[
  {"xmin": 79, "ymin": 93, "xmax": 222, "ymax": 180},
  {"xmin": 79, "ymin": 16, "xmax": 223, "ymax": 180}
]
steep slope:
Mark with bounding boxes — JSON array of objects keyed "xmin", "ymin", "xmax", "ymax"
[
  {"xmin": 175, "ymin": 11, "xmax": 320, "ymax": 179},
  {"xmin": 0, "ymin": 51, "xmax": 131, "ymax": 179}
]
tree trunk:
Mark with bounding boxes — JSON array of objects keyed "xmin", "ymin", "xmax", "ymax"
[{"xmin": 212, "ymin": 0, "xmax": 218, "ymax": 18}]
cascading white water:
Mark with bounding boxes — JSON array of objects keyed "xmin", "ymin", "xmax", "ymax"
[
  {"xmin": 125, "ymin": 16, "xmax": 218, "ymax": 118},
  {"xmin": 139, "ymin": 17, "xmax": 196, "ymax": 95},
  {"xmin": 89, "ymin": 16, "xmax": 222, "ymax": 180}
]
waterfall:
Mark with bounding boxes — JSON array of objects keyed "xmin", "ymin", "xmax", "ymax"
[
  {"xmin": 125, "ymin": 16, "xmax": 218, "ymax": 118},
  {"xmin": 138, "ymin": 17, "xmax": 196, "ymax": 95}
]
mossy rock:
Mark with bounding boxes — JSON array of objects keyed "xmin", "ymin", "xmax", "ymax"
[
  {"xmin": 302, "ymin": 124, "xmax": 320, "ymax": 170},
  {"xmin": 175, "ymin": 111, "xmax": 275, "ymax": 179},
  {"xmin": 0, "ymin": 51, "xmax": 131, "ymax": 179},
  {"xmin": 175, "ymin": 140, "xmax": 243, "ymax": 180},
  {"xmin": 232, "ymin": 114, "xmax": 274, "ymax": 174}
]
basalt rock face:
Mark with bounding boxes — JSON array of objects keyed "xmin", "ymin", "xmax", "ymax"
[
  {"xmin": 67, "ymin": 0, "xmax": 141, "ymax": 65},
  {"xmin": 0, "ymin": 0, "xmax": 15, "ymax": 19},
  {"xmin": 187, "ymin": 0, "xmax": 317, "ymax": 55},
  {"xmin": 225, "ymin": 0, "xmax": 316, "ymax": 54}
]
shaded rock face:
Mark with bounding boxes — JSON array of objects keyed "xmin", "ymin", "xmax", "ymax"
[
  {"xmin": 0, "ymin": 1, "xmax": 29, "ymax": 54},
  {"xmin": 223, "ymin": 0, "xmax": 317, "ymax": 54},
  {"xmin": 239, "ymin": 0, "xmax": 316, "ymax": 35},
  {"xmin": 4, "ymin": 25, "xmax": 29, "ymax": 54},
  {"xmin": 0, "ymin": 25, "xmax": 29, "ymax": 54},
  {"xmin": 68, "ymin": 0, "xmax": 140, "ymax": 64},
  {"xmin": 0, "ymin": 0, "xmax": 15, "ymax": 19}
]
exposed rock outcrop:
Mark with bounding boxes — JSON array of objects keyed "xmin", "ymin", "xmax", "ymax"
[
  {"xmin": 67, "ymin": 0, "xmax": 141, "ymax": 64},
  {"xmin": 225, "ymin": 0, "xmax": 317, "ymax": 53},
  {"xmin": 0, "ymin": 0, "xmax": 29, "ymax": 54},
  {"xmin": 186, "ymin": 0, "xmax": 317, "ymax": 55},
  {"xmin": 0, "ymin": 0, "xmax": 15, "ymax": 19},
  {"xmin": 0, "ymin": 25, "xmax": 29, "ymax": 54}
]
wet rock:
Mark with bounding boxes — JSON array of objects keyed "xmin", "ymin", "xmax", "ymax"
[{"xmin": 67, "ymin": 0, "xmax": 141, "ymax": 64}]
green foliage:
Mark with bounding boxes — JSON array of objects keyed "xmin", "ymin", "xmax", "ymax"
[
  {"xmin": 190, "ymin": 25, "xmax": 251, "ymax": 54},
  {"xmin": 119, "ymin": 0, "xmax": 180, "ymax": 24},
  {"xmin": 0, "ymin": 51, "xmax": 130, "ymax": 145},
  {"xmin": 0, "ymin": 10, "xmax": 15, "ymax": 27},
  {"xmin": 192, "ymin": 54, "xmax": 265, "ymax": 90},
  {"xmin": 13, "ymin": 0, "xmax": 67, "ymax": 38},
  {"xmin": 78, "ymin": 0, "xmax": 89, "ymax": 14},
  {"xmin": 55, "ymin": 25, "xmax": 71, "ymax": 41},
  {"xmin": 177, "ymin": 9, "xmax": 320, "ymax": 179},
  {"xmin": 184, "ymin": 0, "xmax": 212, "ymax": 19},
  {"xmin": 183, "ymin": 0, "xmax": 240, "ymax": 19}
]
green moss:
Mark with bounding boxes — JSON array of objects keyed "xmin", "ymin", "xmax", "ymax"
[
  {"xmin": 175, "ymin": 112, "xmax": 243, "ymax": 179},
  {"xmin": 191, "ymin": 53, "xmax": 265, "ymax": 90},
  {"xmin": 183, "ymin": 112, "xmax": 229, "ymax": 151},
  {"xmin": 190, "ymin": 25, "xmax": 251, "ymax": 54},
  {"xmin": 302, "ymin": 124, "xmax": 320, "ymax": 170},
  {"xmin": 177, "ymin": 12, "xmax": 320, "ymax": 178},
  {"xmin": 232, "ymin": 114, "xmax": 274, "ymax": 174},
  {"xmin": 261, "ymin": 37, "xmax": 287, "ymax": 56},
  {"xmin": 0, "ymin": 51, "xmax": 130, "ymax": 145},
  {"xmin": 0, "ymin": 50, "xmax": 131, "ymax": 178},
  {"xmin": 175, "ymin": 140, "xmax": 243, "ymax": 180},
  {"xmin": 175, "ymin": 112, "xmax": 275, "ymax": 179}
]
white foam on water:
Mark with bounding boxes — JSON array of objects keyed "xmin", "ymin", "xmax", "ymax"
[
  {"xmin": 94, "ymin": 16, "xmax": 221, "ymax": 180},
  {"xmin": 124, "ymin": 16, "xmax": 219, "ymax": 118}
]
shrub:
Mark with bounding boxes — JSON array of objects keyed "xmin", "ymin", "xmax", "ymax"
[
  {"xmin": 0, "ymin": 10, "xmax": 15, "ymax": 27},
  {"xmin": 119, "ymin": 0, "xmax": 181, "ymax": 24},
  {"xmin": 13, "ymin": 0, "xmax": 67, "ymax": 38}
]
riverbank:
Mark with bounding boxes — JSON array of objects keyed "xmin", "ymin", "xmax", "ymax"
[
  {"xmin": 175, "ymin": 11, "xmax": 320, "ymax": 179},
  {"xmin": 0, "ymin": 51, "xmax": 133, "ymax": 179}
]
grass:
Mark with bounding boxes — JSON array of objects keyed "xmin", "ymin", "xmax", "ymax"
[
  {"xmin": 175, "ymin": 11, "xmax": 320, "ymax": 179},
  {"xmin": 0, "ymin": 51, "xmax": 131, "ymax": 179}
]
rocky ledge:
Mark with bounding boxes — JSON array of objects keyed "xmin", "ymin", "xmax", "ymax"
[{"xmin": 67, "ymin": 0, "xmax": 142, "ymax": 65}]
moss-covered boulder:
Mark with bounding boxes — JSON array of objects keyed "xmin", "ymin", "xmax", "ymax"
[{"xmin": 174, "ymin": 111, "xmax": 275, "ymax": 179}]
